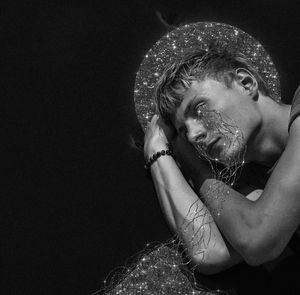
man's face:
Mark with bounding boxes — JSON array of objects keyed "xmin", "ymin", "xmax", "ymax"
[{"xmin": 172, "ymin": 78, "xmax": 260, "ymax": 165}]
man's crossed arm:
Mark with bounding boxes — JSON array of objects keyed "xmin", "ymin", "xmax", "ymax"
[{"xmin": 144, "ymin": 115, "xmax": 300, "ymax": 273}]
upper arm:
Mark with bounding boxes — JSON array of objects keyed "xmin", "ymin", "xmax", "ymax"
[
  {"xmin": 253, "ymin": 116, "xmax": 300, "ymax": 257},
  {"xmin": 193, "ymin": 182, "xmax": 263, "ymax": 274},
  {"xmin": 194, "ymin": 187, "xmax": 263, "ymax": 274}
]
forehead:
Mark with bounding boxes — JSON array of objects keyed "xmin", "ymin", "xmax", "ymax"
[{"xmin": 172, "ymin": 78, "xmax": 228, "ymax": 127}]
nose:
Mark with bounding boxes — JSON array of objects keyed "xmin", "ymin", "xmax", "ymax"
[{"xmin": 185, "ymin": 118, "xmax": 207, "ymax": 144}]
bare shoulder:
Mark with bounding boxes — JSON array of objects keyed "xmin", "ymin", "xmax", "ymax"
[
  {"xmin": 257, "ymin": 116, "xmax": 300, "ymax": 233},
  {"xmin": 275, "ymin": 115, "xmax": 300, "ymax": 186},
  {"xmin": 247, "ymin": 116, "xmax": 300, "ymax": 257},
  {"xmin": 288, "ymin": 114, "xmax": 300, "ymax": 143}
]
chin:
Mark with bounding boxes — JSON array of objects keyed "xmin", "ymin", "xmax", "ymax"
[{"xmin": 216, "ymin": 144, "xmax": 246, "ymax": 167}]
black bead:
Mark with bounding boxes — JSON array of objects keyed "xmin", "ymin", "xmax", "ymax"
[{"xmin": 144, "ymin": 148, "xmax": 174, "ymax": 170}]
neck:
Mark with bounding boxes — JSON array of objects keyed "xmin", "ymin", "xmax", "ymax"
[{"xmin": 247, "ymin": 95, "xmax": 291, "ymax": 167}]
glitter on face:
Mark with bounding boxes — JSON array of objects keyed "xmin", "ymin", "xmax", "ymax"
[
  {"xmin": 134, "ymin": 22, "xmax": 281, "ymax": 132},
  {"xmin": 191, "ymin": 105, "xmax": 246, "ymax": 167}
]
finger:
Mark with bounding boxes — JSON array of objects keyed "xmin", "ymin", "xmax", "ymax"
[{"xmin": 151, "ymin": 114, "xmax": 159, "ymax": 122}]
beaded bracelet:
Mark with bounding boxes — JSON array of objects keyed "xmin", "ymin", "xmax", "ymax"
[{"xmin": 144, "ymin": 148, "xmax": 175, "ymax": 170}]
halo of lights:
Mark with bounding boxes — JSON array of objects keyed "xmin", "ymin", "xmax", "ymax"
[{"xmin": 134, "ymin": 22, "xmax": 281, "ymax": 132}]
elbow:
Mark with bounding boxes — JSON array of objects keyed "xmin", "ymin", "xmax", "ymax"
[
  {"xmin": 232, "ymin": 212, "xmax": 285, "ymax": 266},
  {"xmin": 243, "ymin": 248, "xmax": 280, "ymax": 266},
  {"xmin": 188, "ymin": 246, "xmax": 231, "ymax": 275},
  {"xmin": 237, "ymin": 235, "xmax": 283, "ymax": 266}
]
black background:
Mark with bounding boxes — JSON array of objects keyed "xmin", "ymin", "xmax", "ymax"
[{"xmin": 2, "ymin": 0, "xmax": 300, "ymax": 294}]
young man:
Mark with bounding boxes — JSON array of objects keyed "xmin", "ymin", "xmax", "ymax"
[{"xmin": 144, "ymin": 47, "xmax": 299, "ymax": 275}]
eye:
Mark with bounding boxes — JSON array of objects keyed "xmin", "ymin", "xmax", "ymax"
[{"xmin": 195, "ymin": 102, "xmax": 206, "ymax": 118}]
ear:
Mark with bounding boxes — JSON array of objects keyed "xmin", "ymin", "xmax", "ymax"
[{"xmin": 234, "ymin": 68, "xmax": 258, "ymax": 96}]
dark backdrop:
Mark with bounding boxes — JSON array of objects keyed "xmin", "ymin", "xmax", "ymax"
[{"xmin": 2, "ymin": 1, "xmax": 300, "ymax": 294}]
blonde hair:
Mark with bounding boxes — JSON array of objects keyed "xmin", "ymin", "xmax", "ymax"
[{"xmin": 154, "ymin": 44, "xmax": 269, "ymax": 124}]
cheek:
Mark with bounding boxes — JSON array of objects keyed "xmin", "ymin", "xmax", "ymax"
[
  {"xmin": 207, "ymin": 108, "xmax": 240, "ymax": 136},
  {"xmin": 211, "ymin": 109, "xmax": 246, "ymax": 162},
  {"xmin": 220, "ymin": 103, "xmax": 251, "ymax": 135}
]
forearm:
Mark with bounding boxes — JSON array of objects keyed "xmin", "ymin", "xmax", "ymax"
[
  {"xmin": 150, "ymin": 154, "xmax": 240, "ymax": 271},
  {"xmin": 144, "ymin": 115, "xmax": 242, "ymax": 272},
  {"xmin": 197, "ymin": 178, "xmax": 277, "ymax": 265}
]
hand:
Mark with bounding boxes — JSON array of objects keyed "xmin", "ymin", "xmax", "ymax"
[{"xmin": 144, "ymin": 115, "xmax": 176, "ymax": 159}]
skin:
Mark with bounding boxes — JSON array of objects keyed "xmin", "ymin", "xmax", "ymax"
[
  {"xmin": 172, "ymin": 71, "xmax": 290, "ymax": 166},
  {"xmin": 144, "ymin": 69, "xmax": 299, "ymax": 272}
]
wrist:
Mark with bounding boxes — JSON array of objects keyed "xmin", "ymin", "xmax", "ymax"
[
  {"xmin": 144, "ymin": 140, "xmax": 169, "ymax": 159},
  {"xmin": 144, "ymin": 147, "xmax": 175, "ymax": 170}
]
